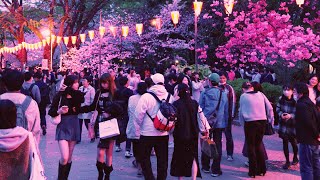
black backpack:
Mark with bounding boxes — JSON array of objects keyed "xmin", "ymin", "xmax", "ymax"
[{"xmin": 21, "ymin": 84, "xmax": 35, "ymax": 99}]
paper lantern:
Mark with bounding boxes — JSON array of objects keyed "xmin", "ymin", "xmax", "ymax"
[
  {"xmin": 122, "ymin": 26, "xmax": 129, "ymax": 38},
  {"xmin": 42, "ymin": 40, "xmax": 47, "ymax": 47},
  {"xmin": 296, "ymin": 0, "xmax": 304, "ymax": 7},
  {"xmin": 224, "ymin": 0, "xmax": 234, "ymax": 16},
  {"xmin": 110, "ymin": 26, "xmax": 117, "ymax": 37},
  {"xmin": 136, "ymin": 24, "xmax": 143, "ymax": 36},
  {"xmin": 151, "ymin": 18, "xmax": 161, "ymax": 30},
  {"xmin": 80, "ymin": 34, "xmax": 86, "ymax": 43},
  {"xmin": 171, "ymin": 11, "xmax": 180, "ymax": 25},
  {"xmin": 63, "ymin": 37, "xmax": 69, "ymax": 45},
  {"xmin": 56, "ymin": 36, "xmax": 62, "ymax": 44},
  {"xmin": 18, "ymin": 44, "xmax": 22, "ymax": 50},
  {"xmin": 71, "ymin": 36, "xmax": 77, "ymax": 45},
  {"xmin": 88, "ymin": 30, "xmax": 95, "ymax": 40},
  {"xmin": 99, "ymin": 26, "xmax": 106, "ymax": 37},
  {"xmin": 46, "ymin": 37, "xmax": 50, "ymax": 45},
  {"xmin": 193, "ymin": 1, "xmax": 203, "ymax": 17},
  {"xmin": 51, "ymin": 35, "xmax": 56, "ymax": 44},
  {"xmin": 22, "ymin": 42, "xmax": 26, "ymax": 48}
]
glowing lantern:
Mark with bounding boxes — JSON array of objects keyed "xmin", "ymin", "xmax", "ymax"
[
  {"xmin": 15, "ymin": 46, "xmax": 19, "ymax": 52},
  {"xmin": 99, "ymin": 26, "xmax": 106, "ymax": 37},
  {"xmin": 18, "ymin": 44, "xmax": 22, "ymax": 50},
  {"xmin": 42, "ymin": 40, "xmax": 47, "ymax": 47},
  {"xmin": 56, "ymin": 36, "xmax": 62, "ymax": 44},
  {"xmin": 193, "ymin": 1, "xmax": 203, "ymax": 17},
  {"xmin": 63, "ymin": 37, "xmax": 69, "ymax": 46},
  {"xmin": 88, "ymin": 30, "xmax": 95, "ymax": 41},
  {"xmin": 110, "ymin": 26, "xmax": 117, "ymax": 37},
  {"xmin": 51, "ymin": 34, "xmax": 56, "ymax": 44},
  {"xmin": 136, "ymin": 24, "xmax": 143, "ymax": 36},
  {"xmin": 37, "ymin": 42, "xmax": 42, "ymax": 48},
  {"xmin": 71, "ymin": 36, "xmax": 77, "ymax": 45},
  {"xmin": 46, "ymin": 37, "xmax": 50, "ymax": 45},
  {"xmin": 35, "ymin": 43, "xmax": 39, "ymax": 50},
  {"xmin": 171, "ymin": 11, "xmax": 180, "ymax": 26},
  {"xmin": 224, "ymin": 0, "xmax": 234, "ymax": 16},
  {"xmin": 151, "ymin": 18, "xmax": 161, "ymax": 30},
  {"xmin": 80, "ymin": 34, "xmax": 86, "ymax": 43},
  {"xmin": 296, "ymin": 0, "xmax": 304, "ymax": 7},
  {"xmin": 22, "ymin": 42, "xmax": 26, "ymax": 48},
  {"xmin": 122, "ymin": 26, "xmax": 129, "ymax": 38}
]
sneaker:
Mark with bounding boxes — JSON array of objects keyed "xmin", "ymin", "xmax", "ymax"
[
  {"xmin": 42, "ymin": 126, "xmax": 47, "ymax": 136},
  {"xmin": 211, "ymin": 172, "xmax": 222, "ymax": 177},
  {"xmin": 115, "ymin": 146, "xmax": 122, "ymax": 152},
  {"xmin": 201, "ymin": 168, "xmax": 210, "ymax": 173},
  {"xmin": 125, "ymin": 151, "xmax": 133, "ymax": 158},
  {"xmin": 282, "ymin": 162, "xmax": 291, "ymax": 169},
  {"xmin": 151, "ymin": 149, "xmax": 156, "ymax": 156},
  {"xmin": 227, "ymin": 155, "xmax": 234, "ymax": 161},
  {"xmin": 292, "ymin": 158, "xmax": 299, "ymax": 165},
  {"xmin": 137, "ymin": 167, "xmax": 143, "ymax": 177},
  {"xmin": 168, "ymin": 142, "xmax": 174, "ymax": 148},
  {"xmin": 245, "ymin": 161, "xmax": 249, "ymax": 167},
  {"xmin": 132, "ymin": 160, "xmax": 138, "ymax": 168},
  {"xmin": 90, "ymin": 138, "xmax": 95, "ymax": 143}
]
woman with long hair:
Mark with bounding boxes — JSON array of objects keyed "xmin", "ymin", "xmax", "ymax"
[
  {"xmin": 307, "ymin": 74, "xmax": 319, "ymax": 104},
  {"xmin": 170, "ymin": 83, "xmax": 210, "ymax": 180},
  {"xmin": 81, "ymin": 73, "xmax": 120, "ymax": 180},
  {"xmin": 239, "ymin": 81, "xmax": 274, "ymax": 178},
  {"xmin": 48, "ymin": 75, "xmax": 84, "ymax": 180},
  {"xmin": 191, "ymin": 72, "xmax": 204, "ymax": 103}
]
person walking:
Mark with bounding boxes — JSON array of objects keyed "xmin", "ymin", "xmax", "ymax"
[
  {"xmin": 134, "ymin": 73, "xmax": 175, "ymax": 180},
  {"xmin": 170, "ymin": 83, "xmax": 210, "ymax": 180},
  {"xmin": 276, "ymin": 84, "xmax": 299, "ymax": 169},
  {"xmin": 294, "ymin": 82, "xmax": 320, "ymax": 180},
  {"xmin": 48, "ymin": 75, "xmax": 84, "ymax": 180},
  {"xmin": 239, "ymin": 81, "xmax": 274, "ymax": 178},
  {"xmin": 78, "ymin": 77, "xmax": 96, "ymax": 143},
  {"xmin": 199, "ymin": 73, "xmax": 229, "ymax": 177}
]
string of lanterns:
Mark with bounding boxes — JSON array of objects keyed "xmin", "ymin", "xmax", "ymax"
[{"xmin": 0, "ymin": 0, "xmax": 305, "ymax": 56}]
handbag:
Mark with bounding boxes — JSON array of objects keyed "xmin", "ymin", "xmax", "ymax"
[
  {"xmin": 88, "ymin": 91, "xmax": 101, "ymax": 139},
  {"xmin": 200, "ymin": 136, "xmax": 219, "ymax": 159},
  {"xmin": 49, "ymin": 97, "xmax": 62, "ymax": 125},
  {"xmin": 264, "ymin": 121, "xmax": 275, "ymax": 135},
  {"xmin": 207, "ymin": 89, "xmax": 222, "ymax": 127},
  {"xmin": 98, "ymin": 118, "xmax": 120, "ymax": 139}
]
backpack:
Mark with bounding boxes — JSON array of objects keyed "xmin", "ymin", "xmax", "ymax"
[
  {"xmin": 146, "ymin": 92, "xmax": 177, "ymax": 132},
  {"xmin": 21, "ymin": 84, "xmax": 35, "ymax": 99}
]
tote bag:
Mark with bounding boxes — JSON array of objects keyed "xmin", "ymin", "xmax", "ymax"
[
  {"xmin": 98, "ymin": 118, "xmax": 120, "ymax": 139},
  {"xmin": 28, "ymin": 133, "xmax": 46, "ymax": 180}
]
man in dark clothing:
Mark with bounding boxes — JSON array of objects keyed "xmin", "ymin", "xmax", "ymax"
[
  {"xmin": 34, "ymin": 72, "xmax": 50, "ymax": 135},
  {"xmin": 294, "ymin": 82, "xmax": 320, "ymax": 180},
  {"xmin": 165, "ymin": 73, "xmax": 177, "ymax": 95},
  {"xmin": 114, "ymin": 76, "xmax": 134, "ymax": 157}
]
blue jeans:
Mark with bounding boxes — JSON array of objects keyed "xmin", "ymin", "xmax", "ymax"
[{"xmin": 299, "ymin": 144, "xmax": 320, "ymax": 180}]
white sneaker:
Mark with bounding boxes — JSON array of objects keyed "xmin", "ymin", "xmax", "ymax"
[
  {"xmin": 245, "ymin": 161, "xmax": 249, "ymax": 167},
  {"xmin": 227, "ymin": 155, "xmax": 234, "ymax": 161},
  {"xmin": 125, "ymin": 151, "xmax": 133, "ymax": 158},
  {"xmin": 115, "ymin": 146, "xmax": 122, "ymax": 152}
]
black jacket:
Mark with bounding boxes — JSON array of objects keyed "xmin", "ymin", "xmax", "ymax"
[{"xmin": 295, "ymin": 96, "xmax": 320, "ymax": 145}]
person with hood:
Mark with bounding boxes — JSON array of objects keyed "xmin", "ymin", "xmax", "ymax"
[
  {"xmin": 0, "ymin": 99, "xmax": 43, "ymax": 180},
  {"xmin": 293, "ymin": 83, "xmax": 320, "ymax": 180},
  {"xmin": 199, "ymin": 73, "xmax": 229, "ymax": 177},
  {"xmin": 134, "ymin": 73, "xmax": 175, "ymax": 180}
]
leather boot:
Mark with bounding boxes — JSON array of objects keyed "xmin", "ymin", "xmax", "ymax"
[
  {"xmin": 58, "ymin": 163, "xmax": 68, "ymax": 180},
  {"xmin": 65, "ymin": 162, "xmax": 72, "ymax": 179},
  {"xmin": 96, "ymin": 161, "xmax": 105, "ymax": 180},
  {"xmin": 103, "ymin": 165, "xmax": 113, "ymax": 180}
]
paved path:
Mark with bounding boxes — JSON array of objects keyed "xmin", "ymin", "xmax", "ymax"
[{"xmin": 40, "ymin": 115, "xmax": 300, "ymax": 180}]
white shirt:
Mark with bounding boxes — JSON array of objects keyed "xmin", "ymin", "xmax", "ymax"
[
  {"xmin": 0, "ymin": 93, "xmax": 41, "ymax": 144},
  {"xmin": 78, "ymin": 85, "xmax": 96, "ymax": 119}
]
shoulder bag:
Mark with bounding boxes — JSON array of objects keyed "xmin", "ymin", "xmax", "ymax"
[
  {"xmin": 49, "ymin": 96, "xmax": 62, "ymax": 125},
  {"xmin": 88, "ymin": 91, "xmax": 101, "ymax": 139}
]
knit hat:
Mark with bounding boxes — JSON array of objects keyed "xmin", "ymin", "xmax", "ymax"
[
  {"xmin": 208, "ymin": 73, "xmax": 220, "ymax": 83},
  {"xmin": 151, "ymin": 73, "xmax": 165, "ymax": 84}
]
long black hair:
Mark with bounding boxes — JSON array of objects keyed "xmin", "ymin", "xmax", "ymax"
[
  {"xmin": 279, "ymin": 84, "xmax": 296, "ymax": 105},
  {"xmin": 177, "ymin": 83, "xmax": 195, "ymax": 116},
  {"xmin": 0, "ymin": 100, "xmax": 17, "ymax": 129}
]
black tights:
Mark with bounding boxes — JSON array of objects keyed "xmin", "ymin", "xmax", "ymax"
[{"xmin": 283, "ymin": 137, "xmax": 298, "ymax": 163}]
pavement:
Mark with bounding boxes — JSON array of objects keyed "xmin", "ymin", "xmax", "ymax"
[{"xmin": 39, "ymin": 115, "xmax": 301, "ymax": 180}]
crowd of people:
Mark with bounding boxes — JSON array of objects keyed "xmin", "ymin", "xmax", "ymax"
[{"xmin": 0, "ymin": 64, "xmax": 319, "ymax": 180}]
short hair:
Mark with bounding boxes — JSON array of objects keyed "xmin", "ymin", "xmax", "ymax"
[
  {"xmin": 33, "ymin": 72, "xmax": 42, "ymax": 79},
  {"xmin": 63, "ymin": 75, "xmax": 79, "ymax": 87},
  {"xmin": 24, "ymin": 72, "xmax": 33, "ymax": 81},
  {"xmin": 118, "ymin": 76, "xmax": 129, "ymax": 87},
  {"xmin": 167, "ymin": 73, "xmax": 177, "ymax": 81},
  {"xmin": 0, "ymin": 100, "xmax": 17, "ymax": 129},
  {"xmin": 294, "ymin": 82, "xmax": 309, "ymax": 96},
  {"xmin": 136, "ymin": 82, "xmax": 148, "ymax": 95},
  {"xmin": 218, "ymin": 71, "xmax": 228, "ymax": 79},
  {"xmin": 251, "ymin": 81, "xmax": 263, "ymax": 92},
  {"xmin": 242, "ymin": 81, "xmax": 253, "ymax": 89},
  {"xmin": 183, "ymin": 67, "xmax": 191, "ymax": 74},
  {"xmin": 3, "ymin": 70, "xmax": 24, "ymax": 91},
  {"xmin": 144, "ymin": 78, "xmax": 155, "ymax": 88}
]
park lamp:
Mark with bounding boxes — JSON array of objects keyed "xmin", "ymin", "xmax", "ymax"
[
  {"xmin": 122, "ymin": 26, "xmax": 129, "ymax": 38},
  {"xmin": 80, "ymin": 34, "xmax": 86, "ymax": 43},
  {"xmin": 71, "ymin": 36, "xmax": 77, "ymax": 45},
  {"xmin": 63, "ymin": 37, "xmax": 69, "ymax": 46},
  {"xmin": 136, "ymin": 24, "xmax": 143, "ymax": 36},
  {"xmin": 171, "ymin": 11, "xmax": 180, "ymax": 26},
  {"xmin": 296, "ymin": 0, "xmax": 304, "ymax": 7},
  {"xmin": 99, "ymin": 26, "xmax": 106, "ymax": 38},
  {"xmin": 224, "ymin": 0, "xmax": 234, "ymax": 16},
  {"xmin": 56, "ymin": 36, "xmax": 62, "ymax": 44},
  {"xmin": 193, "ymin": 0, "xmax": 203, "ymax": 17}
]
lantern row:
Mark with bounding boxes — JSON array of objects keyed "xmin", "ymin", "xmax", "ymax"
[{"xmin": 0, "ymin": 0, "xmax": 305, "ymax": 55}]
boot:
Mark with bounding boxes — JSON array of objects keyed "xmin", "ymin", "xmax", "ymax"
[
  {"xmin": 96, "ymin": 161, "xmax": 105, "ymax": 180},
  {"xmin": 58, "ymin": 163, "xmax": 68, "ymax": 180},
  {"xmin": 103, "ymin": 165, "xmax": 113, "ymax": 180},
  {"xmin": 65, "ymin": 162, "xmax": 72, "ymax": 179}
]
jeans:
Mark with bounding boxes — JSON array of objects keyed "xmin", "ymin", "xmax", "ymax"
[
  {"xmin": 201, "ymin": 128, "xmax": 224, "ymax": 174},
  {"xmin": 299, "ymin": 144, "xmax": 320, "ymax": 180},
  {"xmin": 224, "ymin": 124, "xmax": 234, "ymax": 156},
  {"xmin": 140, "ymin": 135, "xmax": 169, "ymax": 180},
  {"xmin": 244, "ymin": 120, "xmax": 266, "ymax": 176},
  {"xmin": 79, "ymin": 119, "xmax": 90, "ymax": 142}
]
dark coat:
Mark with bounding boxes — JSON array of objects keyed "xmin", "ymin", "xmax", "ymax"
[{"xmin": 295, "ymin": 96, "xmax": 320, "ymax": 145}]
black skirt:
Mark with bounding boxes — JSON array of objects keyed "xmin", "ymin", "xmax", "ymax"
[
  {"xmin": 170, "ymin": 138, "xmax": 201, "ymax": 178},
  {"xmin": 55, "ymin": 115, "xmax": 80, "ymax": 141}
]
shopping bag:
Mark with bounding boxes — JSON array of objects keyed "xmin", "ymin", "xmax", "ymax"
[
  {"xmin": 98, "ymin": 118, "xmax": 120, "ymax": 139},
  {"xmin": 200, "ymin": 136, "xmax": 219, "ymax": 159},
  {"xmin": 49, "ymin": 114, "xmax": 61, "ymax": 125}
]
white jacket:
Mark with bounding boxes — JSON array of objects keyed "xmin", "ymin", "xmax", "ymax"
[
  {"xmin": 78, "ymin": 85, "xmax": 96, "ymax": 119},
  {"xmin": 134, "ymin": 85, "xmax": 174, "ymax": 138}
]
